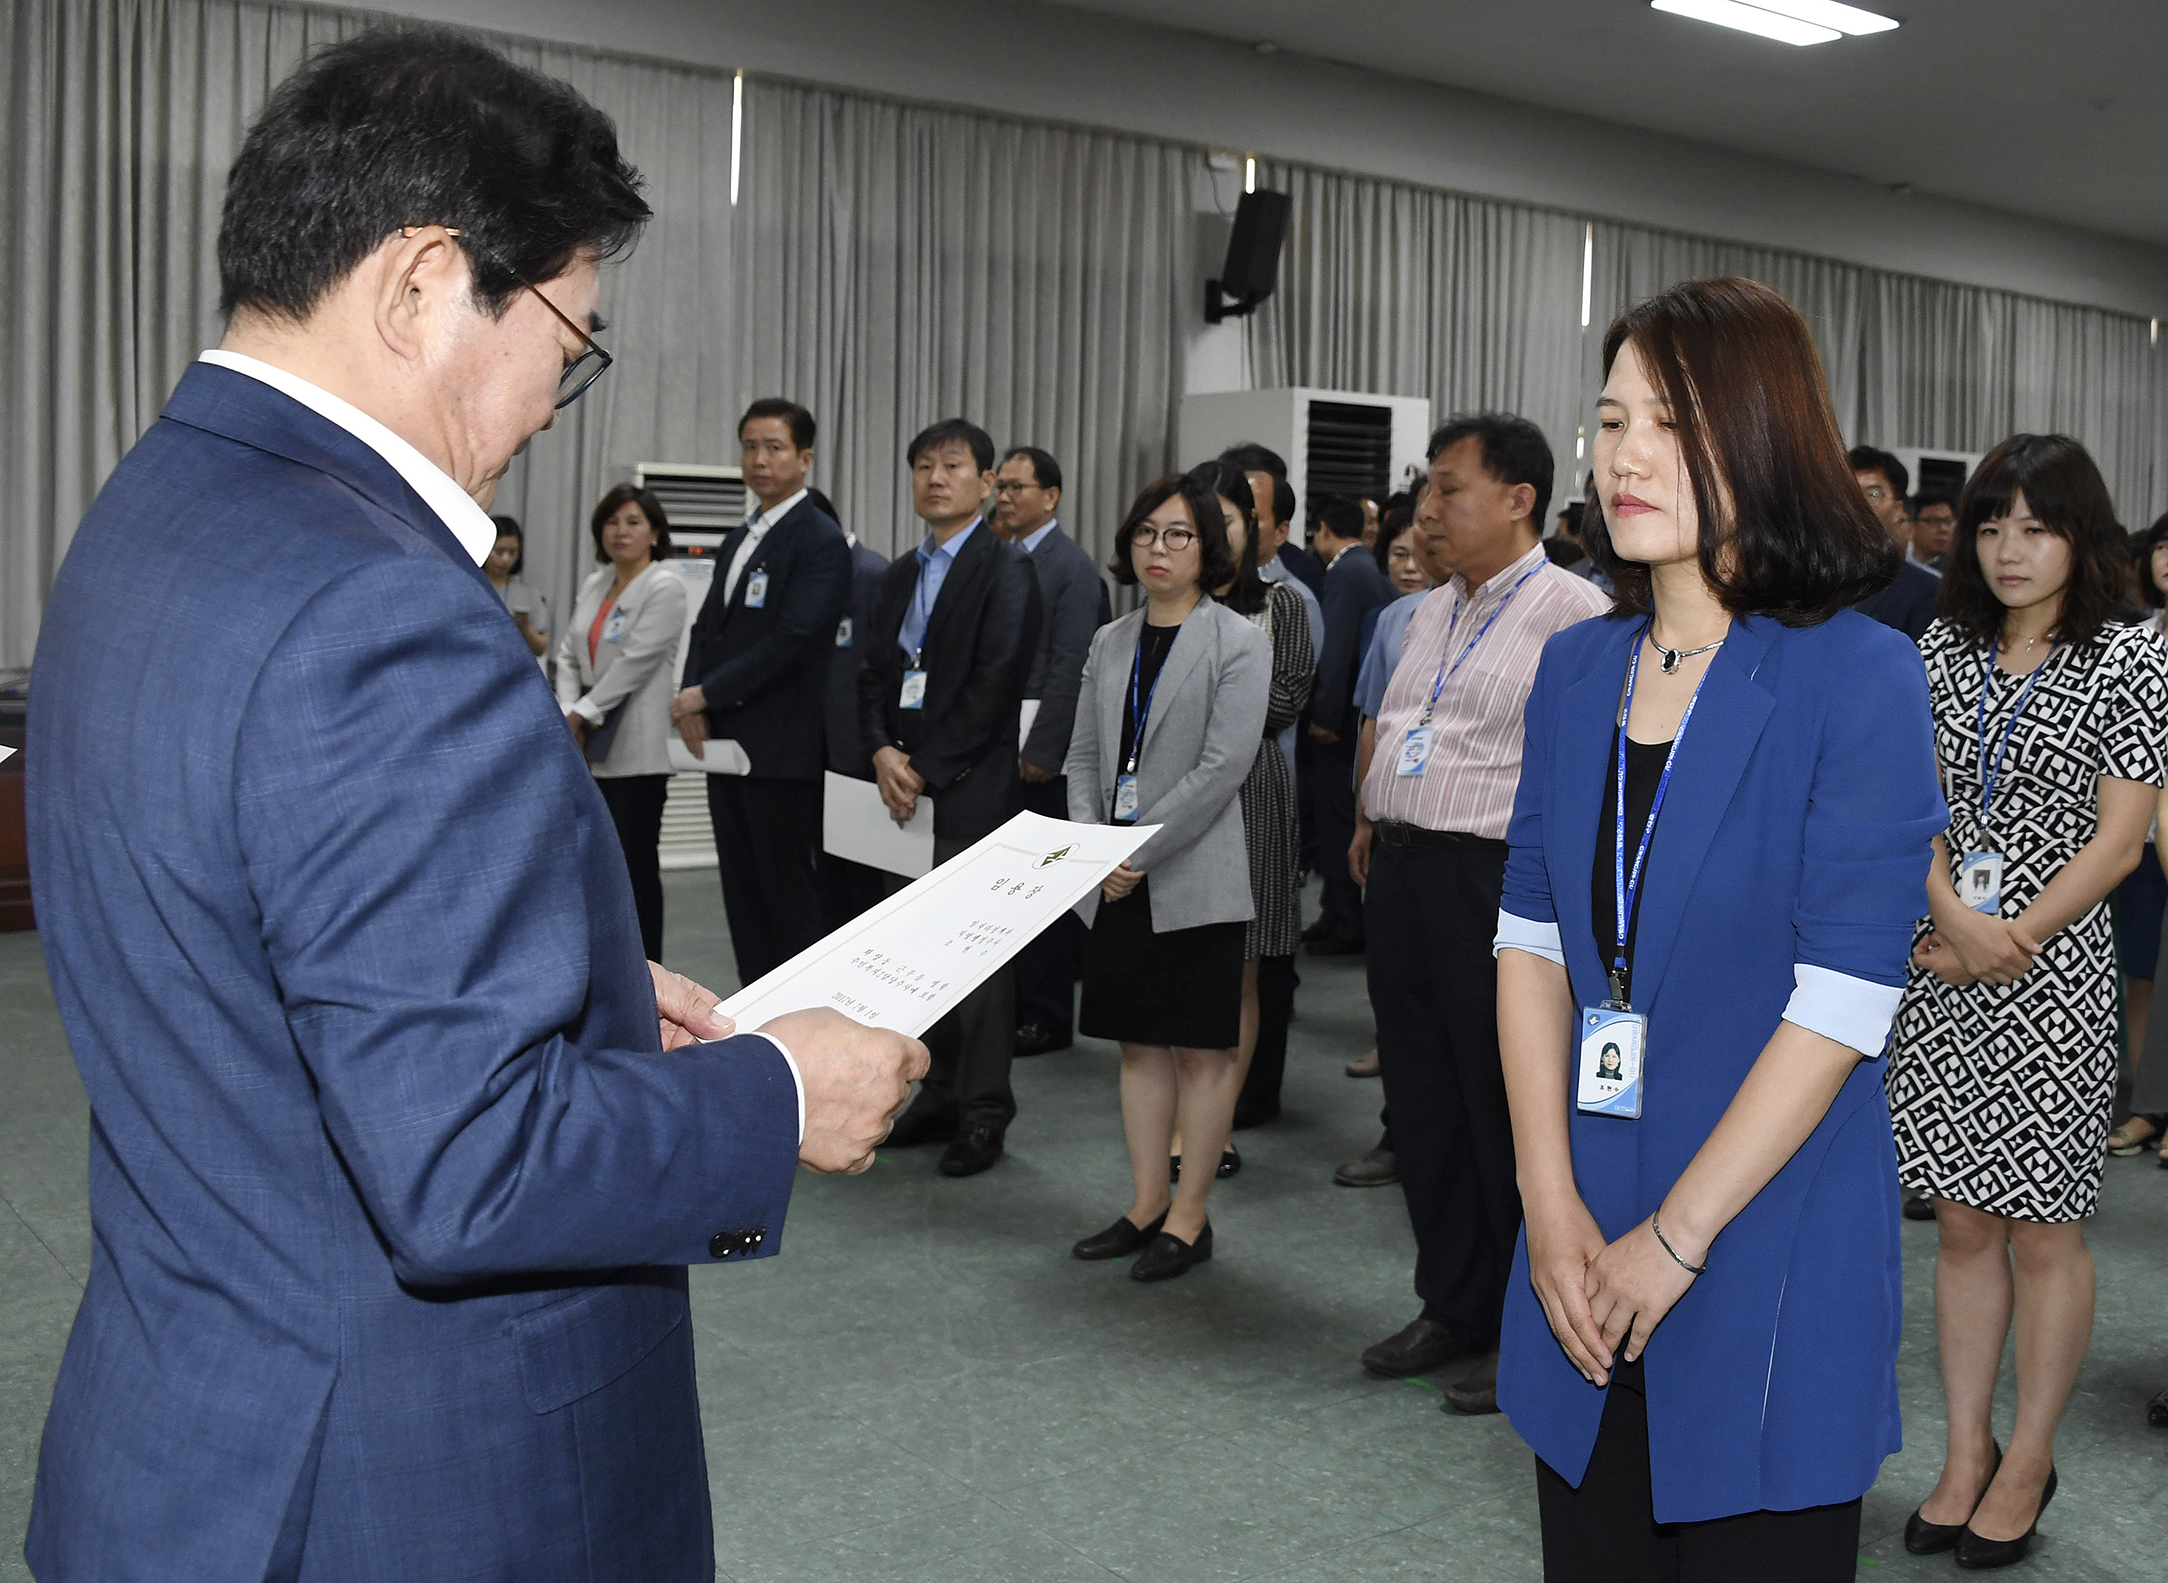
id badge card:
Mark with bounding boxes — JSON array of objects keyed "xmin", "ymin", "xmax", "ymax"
[
  {"xmin": 744, "ymin": 570, "xmax": 769, "ymax": 609},
  {"xmin": 1577, "ymin": 1005, "xmax": 1646, "ymax": 1119},
  {"xmin": 1395, "ymin": 725, "xmax": 1435, "ymax": 777},
  {"xmin": 1957, "ymin": 850, "xmax": 2004, "ymax": 915},
  {"xmin": 601, "ymin": 608, "xmax": 628, "ymax": 644},
  {"xmin": 834, "ymin": 616, "xmax": 853, "ymax": 649},
  {"xmin": 899, "ymin": 669, "xmax": 928, "ymax": 710},
  {"xmin": 1113, "ymin": 773, "xmax": 1140, "ymax": 824}
]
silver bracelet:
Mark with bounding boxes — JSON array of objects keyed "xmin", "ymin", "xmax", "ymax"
[{"xmin": 1652, "ymin": 1214, "xmax": 1706, "ymax": 1277}]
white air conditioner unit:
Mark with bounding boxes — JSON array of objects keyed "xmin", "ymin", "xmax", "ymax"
[
  {"xmin": 634, "ymin": 462, "xmax": 748, "ymax": 558},
  {"xmin": 1177, "ymin": 388, "xmax": 1432, "ymax": 538}
]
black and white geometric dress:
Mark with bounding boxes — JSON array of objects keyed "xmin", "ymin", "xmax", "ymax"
[
  {"xmin": 1887, "ymin": 619, "xmax": 2168, "ymax": 1222},
  {"xmin": 1237, "ymin": 580, "xmax": 1314, "ymax": 960}
]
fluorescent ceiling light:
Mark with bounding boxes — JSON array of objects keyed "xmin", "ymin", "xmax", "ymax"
[{"xmin": 1652, "ymin": 0, "xmax": 1901, "ymax": 46}]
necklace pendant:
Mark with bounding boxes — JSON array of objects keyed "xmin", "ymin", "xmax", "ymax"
[{"xmin": 1660, "ymin": 648, "xmax": 1681, "ymax": 675}]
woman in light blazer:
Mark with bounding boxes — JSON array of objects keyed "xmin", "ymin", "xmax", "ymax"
[
  {"xmin": 555, "ymin": 483, "xmax": 686, "ymax": 963},
  {"xmin": 1065, "ymin": 474, "xmax": 1271, "ymax": 1282}
]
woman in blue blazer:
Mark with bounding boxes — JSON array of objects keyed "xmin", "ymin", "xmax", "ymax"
[{"xmin": 1493, "ymin": 278, "xmax": 1947, "ymax": 1582}]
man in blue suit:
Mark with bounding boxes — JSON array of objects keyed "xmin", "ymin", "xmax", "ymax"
[
  {"xmin": 672, "ymin": 398, "xmax": 853, "ymax": 985},
  {"xmin": 24, "ymin": 29, "xmax": 923, "ymax": 1582}
]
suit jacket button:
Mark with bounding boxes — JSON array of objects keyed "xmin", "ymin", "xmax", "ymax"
[{"xmin": 709, "ymin": 1232, "xmax": 733, "ymax": 1258}]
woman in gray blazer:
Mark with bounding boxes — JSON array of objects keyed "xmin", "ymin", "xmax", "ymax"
[
  {"xmin": 1066, "ymin": 474, "xmax": 1271, "ymax": 1281},
  {"xmin": 554, "ymin": 484, "xmax": 687, "ymax": 962}
]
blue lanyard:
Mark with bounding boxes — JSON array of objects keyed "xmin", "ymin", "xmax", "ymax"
[
  {"xmin": 1611, "ymin": 624, "xmax": 1716, "ymax": 1008},
  {"xmin": 1125, "ymin": 630, "xmax": 1168, "ymax": 774},
  {"xmin": 1416, "ymin": 563, "xmax": 1544, "ymax": 726},
  {"xmin": 1975, "ymin": 642, "xmax": 2052, "ymax": 831}
]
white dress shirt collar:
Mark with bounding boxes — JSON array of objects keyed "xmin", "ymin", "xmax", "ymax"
[
  {"xmin": 1019, "ymin": 518, "xmax": 1060, "ymax": 556},
  {"xmin": 197, "ymin": 350, "xmax": 496, "ymax": 566},
  {"xmin": 747, "ymin": 488, "xmax": 808, "ymax": 533}
]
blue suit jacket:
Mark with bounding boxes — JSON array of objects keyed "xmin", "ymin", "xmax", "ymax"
[
  {"xmin": 1494, "ymin": 611, "xmax": 1945, "ymax": 1523},
  {"xmin": 26, "ymin": 363, "xmax": 801, "ymax": 1582}
]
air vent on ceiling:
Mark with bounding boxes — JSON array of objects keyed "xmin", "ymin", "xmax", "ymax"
[
  {"xmin": 634, "ymin": 463, "xmax": 747, "ymax": 555},
  {"xmin": 1303, "ymin": 400, "xmax": 1394, "ymax": 501}
]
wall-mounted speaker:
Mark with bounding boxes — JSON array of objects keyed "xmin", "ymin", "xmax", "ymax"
[{"xmin": 1206, "ymin": 190, "xmax": 1290, "ymax": 323}]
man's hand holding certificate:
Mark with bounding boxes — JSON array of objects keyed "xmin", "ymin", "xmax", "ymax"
[{"xmin": 728, "ymin": 811, "xmax": 1157, "ymax": 1038}]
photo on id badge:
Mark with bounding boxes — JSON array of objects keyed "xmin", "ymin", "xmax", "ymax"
[{"xmin": 1578, "ymin": 1006, "xmax": 1645, "ymax": 1119}]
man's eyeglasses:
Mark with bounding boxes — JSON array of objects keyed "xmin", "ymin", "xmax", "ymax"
[
  {"xmin": 1131, "ymin": 525, "xmax": 1197, "ymax": 551},
  {"xmin": 401, "ymin": 226, "xmax": 613, "ymax": 409}
]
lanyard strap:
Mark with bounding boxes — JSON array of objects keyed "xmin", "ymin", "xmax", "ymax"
[
  {"xmin": 1125, "ymin": 631, "xmax": 1167, "ymax": 774},
  {"xmin": 1975, "ymin": 642, "xmax": 2052, "ymax": 830},
  {"xmin": 1416, "ymin": 562, "xmax": 1544, "ymax": 727},
  {"xmin": 1611, "ymin": 624, "xmax": 1716, "ymax": 1008}
]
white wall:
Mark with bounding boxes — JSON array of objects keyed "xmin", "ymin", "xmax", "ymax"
[{"xmin": 365, "ymin": 0, "xmax": 2168, "ymax": 319}]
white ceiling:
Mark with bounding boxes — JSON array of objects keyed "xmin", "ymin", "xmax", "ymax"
[{"xmin": 1052, "ymin": 0, "xmax": 2168, "ymax": 247}]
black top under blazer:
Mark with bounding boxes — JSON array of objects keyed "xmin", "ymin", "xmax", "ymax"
[
  {"xmin": 682, "ymin": 495, "xmax": 853, "ymax": 783},
  {"xmin": 859, "ymin": 524, "xmax": 1042, "ymax": 844}
]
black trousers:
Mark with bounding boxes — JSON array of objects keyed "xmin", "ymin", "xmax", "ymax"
[
  {"xmin": 818, "ymin": 847, "xmax": 890, "ymax": 935},
  {"xmin": 900, "ymin": 835, "xmax": 1017, "ymax": 1132},
  {"xmin": 1011, "ymin": 774, "xmax": 1085, "ymax": 1036},
  {"xmin": 706, "ymin": 775, "xmax": 825, "ymax": 987},
  {"xmin": 1537, "ymin": 1361, "xmax": 1862, "ymax": 1582},
  {"xmin": 1234, "ymin": 953, "xmax": 1298, "ymax": 1125},
  {"xmin": 1313, "ymin": 732, "xmax": 1364, "ymax": 942},
  {"xmin": 1366, "ymin": 839, "xmax": 1516, "ymax": 1336},
  {"xmin": 597, "ymin": 773, "xmax": 670, "ymax": 964}
]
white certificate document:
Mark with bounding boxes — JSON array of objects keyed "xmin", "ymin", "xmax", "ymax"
[
  {"xmin": 722, "ymin": 810, "xmax": 1156, "ymax": 1037},
  {"xmin": 822, "ymin": 771, "xmax": 934, "ymax": 879},
  {"xmin": 669, "ymin": 737, "xmax": 751, "ymax": 775}
]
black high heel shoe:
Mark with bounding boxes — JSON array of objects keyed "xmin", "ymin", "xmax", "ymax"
[
  {"xmin": 1905, "ymin": 1441, "xmax": 2001, "ymax": 1555},
  {"xmin": 1071, "ymin": 1210, "xmax": 1167, "ymax": 1261},
  {"xmin": 1955, "ymin": 1463, "xmax": 2057, "ymax": 1570},
  {"xmin": 1169, "ymin": 1149, "xmax": 1240, "ymax": 1181},
  {"xmin": 1130, "ymin": 1221, "xmax": 1212, "ymax": 1282}
]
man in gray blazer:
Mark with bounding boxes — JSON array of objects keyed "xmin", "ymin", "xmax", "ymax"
[{"xmin": 995, "ymin": 446, "xmax": 1113, "ymax": 1056}]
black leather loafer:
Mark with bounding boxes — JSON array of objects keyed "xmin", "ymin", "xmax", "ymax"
[
  {"xmin": 885, "ymin": 1107, "xmax": 957, "ymax": 1149},
  {"xmin": 1072, "ymin": 1210, "xmax": 1167, "ymax": 1261},
  {"xmin": 1442, "ymin": 1350, "xmax": 1500, "ymax": 1415},
  {"xmin": 1131, "ymin": 1222, "xmax": 1212, "ymax": 1281},
  {"xmin": 1903, "ymin": 1192, "xmax": 1937, "ymax": 1221},
  {"xmin": 936, "ymin": 1124, "xmax": 1003, "ymax": 1177},
  {"xmin": 1361, "ymin": 1316, "xmax": 1486, "ymax": 1378},
  {"xmin": 1013, "ymin": 1021, "xmax": 1072, "ymax": 1058},
  {"xmin": 1956, "ymin": 1464, "xmax": 2056, "ymax": 1570},
  {"xmin": 1906, "ymin": 1441, "xmax": 2001, "ymax": 1555}
]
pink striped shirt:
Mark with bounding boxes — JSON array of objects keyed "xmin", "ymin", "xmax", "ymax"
[{"xmin": 1361, "ymin": 542, "xmax": 1611, "ymax": 839}]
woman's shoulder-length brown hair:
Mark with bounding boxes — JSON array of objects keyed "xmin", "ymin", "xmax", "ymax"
[
  {"xmin": 1939, "ymin": 433, "xmax": 2127, "ymax": 650},
  {"xmin": 1584, "ymin": 276, "xmax": 1897, "ymax": 625},
  {"xmin": 588, "ymin": 483, "xmax": 674, "ymax": 563}
]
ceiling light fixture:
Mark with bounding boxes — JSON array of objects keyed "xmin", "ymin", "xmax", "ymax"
[{"xmin": 1650, "ymin": 0, "xmax": 1899, "ymax": 47}]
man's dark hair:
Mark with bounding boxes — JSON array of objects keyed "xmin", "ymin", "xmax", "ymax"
[
  {"xmin": 219, "ymin": 25, "xmax": 651, "ymax": 321},
  {"xmin": 1186, "ymin": 459, "xmax": 1267, "ymax": 614},
  {"xmin": 588, "ymin": 483, "xmax": 673, "ymax": 563},
  {"xmin": 806, "ymin": 487, "xmax": 843, "ymax": 529},
  {"xmin": 1585, "ymin": 278, "xmax": 1895, "ymax": 625},
  {"xmin": 1218, "ymin": 442, "xmax": 1288, "ymax": 480},
  {"xmin": 1311, "ymin": 495, "xmax": 1366, "ymax": 545},
  {"xmin": 1428, "ymin": 413, "xmax": 1555, "ymax": 530},
  {"xmin": 1557, "ymin": 501, "xmax": 1586, "ymax": 540},
  {"xmin": 1939, "ymin": 434, "xmax": 2128, "ymax": 647},
  {"xmin": 1002, "ymin": 446, "xmax": 1063, "ymax": 493},
  {"xmin": 1848, "ymin": 445, "xmax": 1909, "ymax": 500},
  {"xmin": 1110, "ymin": 474, "xmax": 1239, "ymax": 593},
  {"xmin": 906, "ymin": 418, "xmax": 995, "ymax": 474},
  {"xmin": 488, "ymin": 513, "xmax": 524, "ymax": 574},
  {"xmin": 740, "ymin": 398, "xmax": 816, "ymax": 452},
  {"xmin": 1911, "ymin": 489, "xmax": 1957, "ymax": 516}
]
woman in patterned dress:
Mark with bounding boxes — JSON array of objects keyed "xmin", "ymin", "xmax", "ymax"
[
  {"xmin": 1887, "ymin": 434, "xmax": 2168, "ymax": 1568},
  {"xmin": 1169, "ymin": 459, "xmax": 1313, "ymax": 1179}
]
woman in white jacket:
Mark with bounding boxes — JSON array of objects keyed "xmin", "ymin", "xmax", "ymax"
[{"xmin": 555, "ymin": 484, "xmax": 686, "ymax": 962}]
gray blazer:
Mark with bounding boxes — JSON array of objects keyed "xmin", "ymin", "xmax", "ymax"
[
  {"xmin": 554, "ymin": 562, "xmax": 688, "ymax": 778},
  {"xmin": 1066, "ymin": 597, "xmax": 1271, "ymax": 933}
]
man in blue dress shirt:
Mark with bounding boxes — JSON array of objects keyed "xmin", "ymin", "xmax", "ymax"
[{"xmin": 24, "ymin": 29, "xmax": 923, "ymax": 1582}]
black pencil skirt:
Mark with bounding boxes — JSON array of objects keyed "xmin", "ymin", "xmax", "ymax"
[{"xmin": 1077, "ymin": 877, "xmax": 1245, "ymax": 1050}]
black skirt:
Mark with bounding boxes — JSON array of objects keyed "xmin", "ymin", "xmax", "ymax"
[{"xmin": 1078, "ymin": 876, "xmax": 1245, "ymax": 1049}]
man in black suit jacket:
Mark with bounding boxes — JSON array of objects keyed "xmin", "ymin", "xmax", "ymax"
[
  {"xmin": 1847, "ymin": 445, "xmax": 1940, "ymax": 643},
  {"xmin": 861, "ymin": 419, "xmax": 1042, "ymax": 1176},
  {"xmin": 814, "ymin": 492, "xmax": 894, "ymax": 932},
  {"xmin": 1306, "ymin": 495, "xmax": 1391, "ymax": 952},
  {"xmin": 993, "ymin": 445, "xmax": 1111, "ymax": 1056},
  {"xmin": 673, "ymin": 399, "xmax": 851, "ymax": 985}
]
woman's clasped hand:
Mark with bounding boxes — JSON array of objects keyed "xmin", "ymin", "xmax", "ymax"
[
  {"xmin": 1524, "ymin": 1196, "xmax": 1700, "ymax": 1387},
  {"xmin": 1913, "ymin": 909, "xmax": 2043, "ymax": 987}
]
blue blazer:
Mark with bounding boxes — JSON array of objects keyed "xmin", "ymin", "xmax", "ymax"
[
  {"xmin": 1494, "ymin": 611, "xmax": 1945, "ymax": 1523},
  {"xmin": 26, "ymin": 363, "xmax": 801, "ymax": 1582}
]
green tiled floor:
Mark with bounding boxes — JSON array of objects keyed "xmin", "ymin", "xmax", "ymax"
[{"xmin": 2, "ymin": 871, "xmax": 2163, "ymax": 1580}]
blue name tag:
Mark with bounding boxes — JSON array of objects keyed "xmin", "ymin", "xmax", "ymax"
[
  {"xmin": 601, "ymin": 609, "xmax": 628, "ymax": 644},
  {"xmin": 835, "ymin": 616, "xmax": 853, "ymax": 648},
  {"xmin": 744, "ymin": 570, "xmax": 769, "ymax": 608},
  {"xmin": 1113, "ymin": 773, "xmax": 1140, "ymax": 823}
]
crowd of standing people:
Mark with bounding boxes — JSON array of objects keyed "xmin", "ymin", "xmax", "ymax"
[{"xmin": 514, "ymin": 292, "xmax": 2168, "ymax": 1583}]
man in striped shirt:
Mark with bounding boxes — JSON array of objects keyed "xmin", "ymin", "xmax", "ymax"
[{"xmin": 1354, "ymin": 415, "xmax": 1610, "ymax": 1414}]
